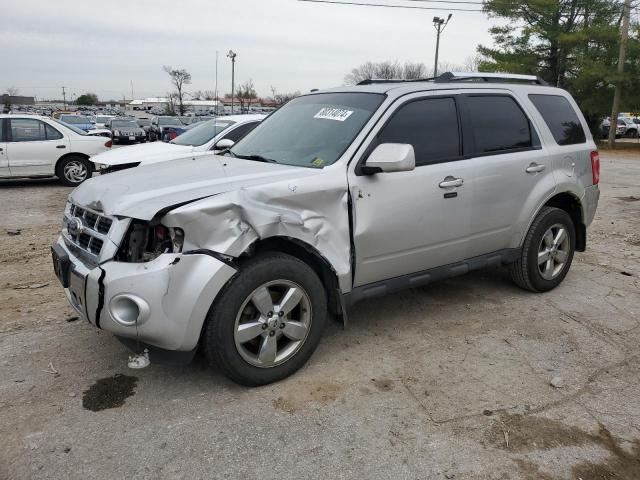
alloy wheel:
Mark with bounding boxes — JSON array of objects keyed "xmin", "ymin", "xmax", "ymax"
[
  {"xmin": 537, "ymin": 223, "xmax": 570, "ymax": 280},
  {"xmin": 234, "ymin": 280, "xmax": 312, "ymax": 368},
  {"xmin": 63, "ymin": 160, "xmax": 88, "ymax": 184}
]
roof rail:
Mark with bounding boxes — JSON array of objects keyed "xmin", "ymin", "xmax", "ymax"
[
  {"xmin": 435, "ymin": 71, "xmax": 548, "ymax": 86},
  {"xmin": 356, "ymin": 77, "xmax": 435, "ymax": 86}
]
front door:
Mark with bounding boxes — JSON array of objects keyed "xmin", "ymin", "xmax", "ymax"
[
  {"xmin": 349, "ymin": 94, "xmax": 474, "ymax": 287},
  {"xmin": 7, "ymin": 118, "xmax": 67, "ymax": 176}
]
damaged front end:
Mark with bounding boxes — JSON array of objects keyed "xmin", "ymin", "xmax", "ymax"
[{"xmin": 53, "ymin": 201, "xmax": 237, "ymax": 354}]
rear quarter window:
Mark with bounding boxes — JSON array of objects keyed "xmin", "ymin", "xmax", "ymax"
[{"xmin": 528, "ymin": 94, "xmax": 587, "ymax": 145}]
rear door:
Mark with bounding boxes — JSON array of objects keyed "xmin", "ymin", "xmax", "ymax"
[
  {"xmin": 7, "ymin": 118, "xmax": 69, "ymax": 176},
  {"xmin": 0, "ymin": 119, "xmax": 8, "ymax": 175},
  {"xmin": 460, "ymin": 91, "xmax": 556, "ymax": 258}
]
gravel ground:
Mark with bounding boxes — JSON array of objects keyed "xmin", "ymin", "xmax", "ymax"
[{"xmin": 0, "ymin": 151, "xmax": 639, "ymax": 480}]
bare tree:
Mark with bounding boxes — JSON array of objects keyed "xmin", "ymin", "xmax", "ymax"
[
  {"xmin": 163, "ymin": 65, "xmax": 191, "ymax": 115},
  {"xmin": 6, "ymin": 86, "xmax": 19, "ymax": 96},
  {"xmin": 270, "ymin": 86, "xmax": 300, "ymax": 106},
  {"xmin": 235, "ymin": 79, "xmax": 257, "ymax": 112},
  {"xmin": 344, "ymin": 61, "xmax": 428, "ymax": 85},
  {"xmin": 164, "ymin": 92, "xmax": 178, "ymax": 115}
]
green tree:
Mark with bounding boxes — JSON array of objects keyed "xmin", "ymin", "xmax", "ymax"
[
  {"xmin": 76, "ymin": 93, "xmax": 98, "ymax": 105},
  {"xmin": 478, "ymin": 0, "xmax": 640, "ymax": 133}
]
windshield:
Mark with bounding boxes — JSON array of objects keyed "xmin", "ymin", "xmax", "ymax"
[
  {"xmin": 159, "ymin": 117, "xmax": 183, "ymax": 126},
  {"xmin": 112, "ymin": 120, "xmax": 139, "ymax": 128},
  {"xmin": 170, "ymin": 119, "xmax": 234, "ymax": 146},
  {"xmin": 230, "ymin": 93, "xmax": 384, "ymax": 168},
  {"xmin": 52, "ymin": 118, "xmax": 86, "ymax": 135},
  {"xmin": 96, "ymin": 116, "xmax": 111, "ymax": 122},
  {"xmin": 61, "ymin": 115, "xmax": 90, "ymax": 125}
]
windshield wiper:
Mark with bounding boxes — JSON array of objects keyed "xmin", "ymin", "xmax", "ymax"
[{"xmin": 234, "ymin": 153, "xmax": 278, "ymax": 164}]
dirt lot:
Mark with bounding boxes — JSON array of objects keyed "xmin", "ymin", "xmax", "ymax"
[{"xmin": 1, "ymin": 151, "xmax": 639, "ymax": 480}]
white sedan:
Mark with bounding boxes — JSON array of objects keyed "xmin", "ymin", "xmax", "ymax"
[
  {"xmin": 0, "ymin": 114, "xmax": 112, "ymax": 186},
  {"xmin": 92, "ymin": 114, "xmax": 265, "ymax": 172}
]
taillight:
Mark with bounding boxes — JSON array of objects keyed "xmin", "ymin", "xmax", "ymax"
[
  {"xmin": 105, "ymin": 140, "xmax": 113, "ymax": 148},
  {"xmin": 590, "ymin": 151, "xmax": 600, "ymax": 185}
]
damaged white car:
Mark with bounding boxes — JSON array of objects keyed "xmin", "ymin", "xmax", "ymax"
[{"xmin": 52, "ymin": 72, "xmax": 600, "ymax": 385}]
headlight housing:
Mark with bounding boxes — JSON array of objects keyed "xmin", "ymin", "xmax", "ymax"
[{"xmin": 117, "ymin": 221, "xmax": 184, "ymax": 262}]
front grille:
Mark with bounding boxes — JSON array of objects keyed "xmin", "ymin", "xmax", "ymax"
[{"xmin": 63, "ymin": 203, "xmax": 114, "ymax": 263}]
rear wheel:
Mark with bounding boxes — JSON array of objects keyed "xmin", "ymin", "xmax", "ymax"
[
  {"xmin": 202, "ymin": 253, "xmax": 327, "ymax": 386},
  {"xmin": 56, "ymin": 156, "xmax": 93, "ymax": 186},
  {"xmin": 510, "ymin": 206, "xmax": 576, "ymax": 292}
]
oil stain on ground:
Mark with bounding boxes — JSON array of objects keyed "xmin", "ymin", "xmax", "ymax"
[
  {"xmin": 82, "ymin": 374, "xmax": 138, "ymax": 412},
  {"xmin": 488, "ymin": 413, "xmax": 640, "ymax": 479}
]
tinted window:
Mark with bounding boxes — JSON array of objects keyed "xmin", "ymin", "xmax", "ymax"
[
  {"xmin": 0, "ymin": 119, "xmax": 5, "ymax": 142},
  {"xmin": 171, "ymin": 120, "xmax": 234, "ymax": 147},
  {"xmin": 376, "ymin": 97, "xmax": 460, "ymax": 166},
  {"xmin": 45, "ymin": 124, "xmax": 63, "ymax": 140},
  {"xmin": 529, "ymin": 94, "xmax": 586, "ymax": 145},
  {"xmin": 10, "ymin": 119, "xmax": 47, "ymax": 142},
  {"xmin": 466, "ymin": 95, "xmax": 532, "ymax": 154},
  {"xmin": 222, "ymin": 121, "xmax": 259, "ymax": 143}
]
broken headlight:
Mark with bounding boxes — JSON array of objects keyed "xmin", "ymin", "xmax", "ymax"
[{"xmin": 117, "ymin": 220, "xmax": 184, "ymax": 262}]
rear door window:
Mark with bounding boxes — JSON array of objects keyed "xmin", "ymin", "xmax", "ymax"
[
  {"xmin": 464, "ymin": 95, "xmax": 533, "ymax": 154},
  {"xmin": 529, "ymin": 94, "xmax": 587, "ymax": 145},
  {"xmin": 9, "ymin": 118, "xmax": 47, "ymax": 142},
  {"xmin": 376, "ymin": 97, "xmax": 460, "ymax": 166},
  {"xmin": 0, "ymin": 119, "xmax": 5, "ymax": 142},
  {"xmin": 45, "ymin": 124, "xmax": 63, "ymax": 140},
  {"xmin": 222, "ymin": 121, "xmax": 260, "ymax": 143}
]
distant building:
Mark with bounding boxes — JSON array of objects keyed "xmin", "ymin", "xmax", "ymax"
[{"xmin": 1, "ymin": 94, "xmax": 35, "ymax": 106}]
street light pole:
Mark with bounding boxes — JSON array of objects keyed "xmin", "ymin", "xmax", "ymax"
[
  {"xmin": 432, "ymin": 14, "xmax": 452, "ymax": 77},
  {"xmin": 227, "ymin": 50, "xmax": 237, "ymax": 114}
]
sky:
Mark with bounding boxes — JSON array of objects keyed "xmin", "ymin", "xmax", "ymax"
[{"xmin": 1, "ymin": 0, "xmax": 497, "ymax": 101}]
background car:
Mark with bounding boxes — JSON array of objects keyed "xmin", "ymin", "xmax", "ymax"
[
  {"xmin": 105, "ymin": 118, "xmax": 147, "ymax": 144},
  {"xmin": 91, "ymin": 115, "xmax": 114, "ymax": 129},
  {"xmin": 92, "ymin": 114, "xmax": 264, "ymax": 172},
  {"xmin": 148, "ymin": 116, "xmax": 184, "ymax": 141},
  {"xmin": 0, "ymin": 114, "xmax": 111, "ymax": 185},
  {"xmin": 136, "ymin": 118, "xmax": 152, "ymax": 139},
  {"xmin": 59, "ymin": 114, "xmax": 95, "ymax": 132},
  {"xmin": 618, "ymin": 117, "xmax": 639, "ymax": 137}
]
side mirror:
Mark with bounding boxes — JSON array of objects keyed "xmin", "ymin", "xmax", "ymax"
[
  {"xmin": 214, "ymin": 138, "xmax": 235, "ymax": 150},
  {"xmin": 362, "ymin": 143, "xmax": 415, "ymax": 174}
]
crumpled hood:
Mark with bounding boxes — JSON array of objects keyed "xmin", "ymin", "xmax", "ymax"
[
  {"xmin": 91, "ymin": 141, "xmax": 195, "ymax": 166},
  {"xmin": 70, "ymin": 154, "xmax": 321, "ymax": 220}
]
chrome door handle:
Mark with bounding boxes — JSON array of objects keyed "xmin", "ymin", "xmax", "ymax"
[
  {"xmin": 526, "ymin": 163, "xmax": 545, "ymax": 173},
  {"xmin": 439, "ymin": 177, "xmax": 464, "ymax": 188}
]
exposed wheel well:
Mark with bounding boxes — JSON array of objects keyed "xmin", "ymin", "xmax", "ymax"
[
  {"xmin": 544, "ymin": 192, "xmax": 586, "ymax": 251},
  {"xmin": 240, "ymin": 237, "xmax": 343, "ymax": 317}
]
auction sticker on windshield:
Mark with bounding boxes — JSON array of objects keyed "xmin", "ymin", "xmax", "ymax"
[{"xmin": 314, "ymin": 107, "xmax": 353, "ymax": 122}]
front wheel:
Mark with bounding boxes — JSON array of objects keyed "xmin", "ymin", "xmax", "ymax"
[
  {"xmin": 56, "ymin": 156, "xmax": 93, "ymax": 186},
  {"xmin": 202, "ymin": 253, "xmax": 327, "ymax": 386},
  {"xmin": 510, "ymin": 206, "xmax": 576, "ymax": 292}
]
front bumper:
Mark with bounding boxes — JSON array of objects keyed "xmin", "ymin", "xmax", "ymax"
[{"xmin": 52, "ymin": 236, "xmax": 237, "ymax": 352}]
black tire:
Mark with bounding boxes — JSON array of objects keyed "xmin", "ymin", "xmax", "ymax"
[
  {"xmin": 55, "ymin": 155, "xmax": 93, "ymax": 187},
  {"xmin": 510, "ymin": 206, "xmax": 576, "ymax": 292},
  {"xmin": 202, "ymin": 253, "xmax": 327, "ymax": 386}
]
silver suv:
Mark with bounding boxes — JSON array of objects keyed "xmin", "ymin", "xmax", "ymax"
[{"xmin": 52, "ymin": 72, "xmax": 600, "ymax": 386}]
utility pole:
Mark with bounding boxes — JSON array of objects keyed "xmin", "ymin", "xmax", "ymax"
[
  {"xmin": 215, "ymin": 50, "xmax": 219, "ymax": 115},
  {"xmin": 130, "ymin": 80, "xmax": 134, "ymax": 100},
  {"xmin": 432, "ymin": 14, "xmax": 452, "ymax": 77},
  {"xmin": 608, "ymin": 0, "xmax": 632, "ymax": 148},
  {"xmin": 227, "ymin": 50, "xmax": 237, "ymax": 114},
  {"xmin": 62, "ymin": 86, "xmax": 66, "ymax": 107}
]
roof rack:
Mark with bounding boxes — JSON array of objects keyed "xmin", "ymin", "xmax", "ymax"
[
  {"xmin": 356, "ymin": 72, "xmax": 548, "ymax": 87},
  {"xmin": 434, "ymin": 71, "xmax": 548, "ymax": 86}
]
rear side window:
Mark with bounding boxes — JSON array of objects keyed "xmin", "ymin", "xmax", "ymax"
[
  {"xmin": 465, "ymin": 95, "xmax": 533, "ymax": 154},
  {"xmin": 377, "ymin": 97, "xmax": 460, "ymax": 166},
  {"xmin": 529, "ymin": 94, "xmax": 586, "ymax": 145},
  {"xmin": 0, "ymin": 119, "xmax": 5, "ymax": 142},
  {"xmin": 45, "ymin": 124, "xmax": 63, "ymax": 140}
]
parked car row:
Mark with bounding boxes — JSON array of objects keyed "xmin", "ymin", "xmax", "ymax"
[{"xmin": 600, "ymin": 116, "xmax": 640, "ymax": 138}]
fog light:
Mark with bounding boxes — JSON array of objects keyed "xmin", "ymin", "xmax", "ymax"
[{"xmin": 109, "ymin": 294, "xmax": 150, "ymax": 326}]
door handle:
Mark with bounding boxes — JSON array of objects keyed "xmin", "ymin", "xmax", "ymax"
[
  {"xmin": 525, "ymin": 163, "xmax": 545, "ymax": 173},
  {"xmin": 56, "ymin": 145, "xmax": 66, "ymax": 149},
  {"xmin": 439, "ymin": 177, "xmax": 464, "ymax": 188}
]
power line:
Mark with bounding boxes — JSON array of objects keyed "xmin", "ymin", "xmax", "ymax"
[{"xmin": 298, "ymin": 0, "xmax": 483, "ymax": 11}]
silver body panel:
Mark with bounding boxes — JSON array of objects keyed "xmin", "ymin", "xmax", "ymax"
[{"xmin": 55, "ymin": 80, "xmax": 599, "ymax": 353}]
